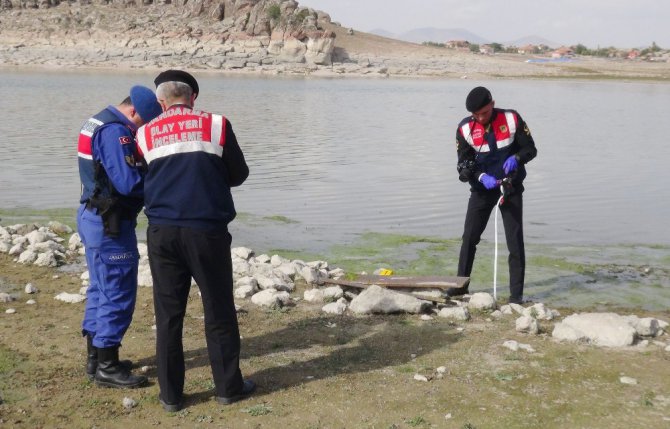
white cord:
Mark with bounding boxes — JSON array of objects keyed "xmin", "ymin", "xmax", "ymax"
[{"xmin": 493, "ymin": 189, "xmax": 504, "ymax": 301}]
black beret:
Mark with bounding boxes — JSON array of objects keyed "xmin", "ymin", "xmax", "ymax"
[
  {"xmin": 465, "ymin": 86, "xmax": 492, "ymax": 112},
  {"xmin": 154, "ymin": 70, "xmax": 199, "ymax": 99}
]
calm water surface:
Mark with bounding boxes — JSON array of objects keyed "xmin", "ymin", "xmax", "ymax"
[{"xmin": 1, "ymin": 70, "xmax": 669, "ymax": 250}]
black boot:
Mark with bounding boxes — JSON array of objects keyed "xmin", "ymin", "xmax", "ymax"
[
  {"xmin": 86, "ymin": 335, "xmax": 133, "ymax": 380},
  {"xmin": 95, "ymin": 346, "xmax": 147, "ymax": 389}
]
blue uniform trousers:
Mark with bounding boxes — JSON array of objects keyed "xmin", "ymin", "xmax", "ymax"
[{"xmin": 77, "ymin": 204, "xmax": 139, "ymax": 348}]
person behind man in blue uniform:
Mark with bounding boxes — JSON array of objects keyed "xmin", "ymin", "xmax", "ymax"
[
  {"xmin": 77, "ymin": 86, "xmax": 162, "ymax": 389},
  {"xmin": 449, "ymin": 86, "xmax": 538, "ymax": 304},
  {"xmin": 135, "ymin": 70, "xmax": 254, "ymax": 412}
]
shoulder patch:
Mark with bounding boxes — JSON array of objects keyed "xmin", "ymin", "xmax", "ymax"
[
  {"xmin": 125, "ymin": 155, "xmax": 136, "ymax": 167},
  {"xmin": 119, "ymin": 136, "xmax": 132, "ymax": 145},
  {"xmin": 499, "ymin": 125, "xmax": 508, "ymax": 133}
]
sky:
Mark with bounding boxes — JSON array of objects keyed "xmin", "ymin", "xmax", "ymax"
[{"xmin": 300, "ymin": 0, "xmax": 670, "ymax": 48}]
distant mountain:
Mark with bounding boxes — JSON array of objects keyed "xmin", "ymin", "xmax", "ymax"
[
  {"xmin": 505, "ymin": 35, "xmax": 559, "ymax": 48},
  {"xmin": 396, "ymin": 27, "xmax": 489, "ymax": 44},
  {"xmin": 369, "ymin": 28, "xmax": 398, "ymax": 39}
]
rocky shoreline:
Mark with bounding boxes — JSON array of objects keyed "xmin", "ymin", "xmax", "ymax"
[
  {"xmin": 2, "ymin": 220, "xmax": 669, "ymax": 351},
  {"xmin": 1, "ymin": 0, "xmax": 669, "ymax": 80}
]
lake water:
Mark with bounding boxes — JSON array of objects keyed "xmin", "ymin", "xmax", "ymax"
[
  {"xmin": 1, "ymin": 69, "xmax": 668, "ymax": 249},
  {"xmin": 1, "ymin": 69, "xmax": 669, "ymax": 309}
]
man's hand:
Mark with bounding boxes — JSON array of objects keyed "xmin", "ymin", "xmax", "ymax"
[
  {"xmin": 503, "ymin": 155, "xmax": 518, "ymax": 175},
  {"xmin": 479, "ymin": 174, "xmax": 498, "ymax": 190}
]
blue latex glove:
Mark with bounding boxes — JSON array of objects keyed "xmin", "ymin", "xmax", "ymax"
[
  {"xmin": 503, "ymin": 155, "xmax": 518, "ymax": 175},
  {"xmin": 479, "ymin": 174, "xmax": 498, "ymax": 190}
]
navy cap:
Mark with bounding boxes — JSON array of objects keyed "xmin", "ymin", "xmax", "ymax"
[
  {"xmin": 466, "ymin": 86, "xmax": 492, "ymax": 112},
  {"xmin": 129, "ymin": 85, "xmax": 162, "ymax": 122},
  {"xmin": 154, "ymin": 69, "xmax": 199, "ymax": 99}
]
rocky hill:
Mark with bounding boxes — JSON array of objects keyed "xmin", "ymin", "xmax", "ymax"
[{"xmin": 1, "ymin": 0, "xmax": 669, "ymax": 79}]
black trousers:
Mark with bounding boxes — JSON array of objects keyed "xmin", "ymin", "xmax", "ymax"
[
  {"xmin": 147, "ymin": 225, "xmax": 243, "ymax": 403},
  {"xmin": 457, "ymin": 188, "xmax": 525, "ymax": 302}
]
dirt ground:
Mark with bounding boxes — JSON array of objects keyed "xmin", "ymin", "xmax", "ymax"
[{"xmin": 1, "ymin": 253, "xmax": 670, "ymax": 429}]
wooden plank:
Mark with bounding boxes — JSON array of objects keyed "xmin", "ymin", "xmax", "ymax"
[
  {"xmin": 318, "ymin": 278, "xmax": 450, "ymax": 303},
  {"xmin": 351, "ymin": 275, "xmax": 469, "ymax": 290}
]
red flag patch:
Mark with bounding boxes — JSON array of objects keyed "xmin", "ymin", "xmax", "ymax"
[{"xmin": 119, "ymin": 136, "xmax": 132, "ymax": 145}]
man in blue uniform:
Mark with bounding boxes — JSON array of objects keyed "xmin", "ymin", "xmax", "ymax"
[
  {"xmin": 450, "ymin": 86, "xmax": 537, "ymax": 304},
  {"xmin": 135, "ymin": 70, "xmax": 254, "ymax": 412},
  {"xmin": 77, "ymin": 86, "xmax": 162, "ymax": 389}
]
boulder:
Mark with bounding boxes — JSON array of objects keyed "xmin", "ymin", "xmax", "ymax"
[
  {"xmin": 349, "ymin": 285, "xmax": 430, "ymax": 315},
  {"xmin": 552, "ymin": 313, "xmax": 637, "ymax": 347}
]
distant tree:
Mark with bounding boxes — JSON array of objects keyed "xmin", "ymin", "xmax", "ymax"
[
  {"xmin": 573, "ymin": 43, "xmax": 590, "ymax": 55},
  {"xmin": 469, "ymin": 43, "xmax": 480, "ymax": 53},
  {"xmin": 490, "ymin": 42, "xmax": 504, "ymax": 53},
  {"xmin": 422, "ymin": 41, "xmax": 446, "ymax": 48},
  {"xmin": 650, "ymin": 41, "xmax": 661, "ymax": 52}
]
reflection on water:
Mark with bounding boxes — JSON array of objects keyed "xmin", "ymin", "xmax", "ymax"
[{"xmin": 1, "ymin": 70, "xmax": 669, "ymax": 249}]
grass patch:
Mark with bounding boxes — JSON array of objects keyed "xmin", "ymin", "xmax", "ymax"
[
  {"xmin": 242, "ymin": 403, "xmax": 272, "ymax": 416},
  {"xmin": 405, "ymin": 415, "xmax": 428, "ymax": 427}
]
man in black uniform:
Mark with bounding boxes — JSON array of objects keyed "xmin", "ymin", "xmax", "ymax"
[
  {"xmin": 135, "ymin": 70, "xmax": 254, "ymax": 412},
  {"xmin": 449, "ymin": 86, "xmax": 537, "ymax": 304}
]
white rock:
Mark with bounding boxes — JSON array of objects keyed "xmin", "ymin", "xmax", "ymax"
[
  {"xmin": 436, "ymin": 366, "xmax": 447, "ymax": 374},
  {"xmin": 323, "ymin": 286, "xmax": 344, "ymax": 300},
  {"xmin": 624, "ymin": 315, "xmax": 661, "ymax": 337},
  {"xmin": 255, "ymin": 254, "xmax": 271, "ymax": 264},
  {"xmin": 328, "ymin": 267, "xmax": 345, "ymax": 279},
  {"xmin": 0, "ymin": 240, "xmax": 11, "ymax": 253},
  {"xmin": 303, "ymin": 288, "xmax": 325, "ymax": 303},
  {"xmin": 468, "ymin": 292, "xmax": 496, "ymax": 310},
  {"xmin": 523, "ymin": 303, "xmax": 554, "ymax": 320},
  {"xmin": 619, "ymin": 376, "xmax": 638, "ymax": 385},
  {"xmin": 68, "ymin": 233, "xmax": 82, "ymax": 251},
  {"xmin": 322, "ymin": 300, "xmax": 347, "ymax": 315},
  {"xmin": 413, "ymin": 374, "xmax": 429, "ymax": 382},
  {"xmin": 233, "ymin": 260, "xmax": 251, "ymax": 276},
  {"xmin": 17, "ymin": 249, "xmax": 38, "ymax": 264},
  {"xmin": 122, "ymin": 397, "xmax": 137, "ymax": 409},
  {"xmin": 299, "ymin": 266, "xmax": 321, "ymax": 284},
  {"xmin": 500, "ymin": 304, "xmax": 514, "ymax": 315},
  {"xmin": 24, "ymin": 283, "xmax": 38, "ymax": 294},
  {"xmin": 55, "ymin": 292, "xmax": 87, "ymax": 304},
  {"xmin": 438, "ymin": 306, "xmax": 470, "ymax": 321},
  {"xmin": 250, "ymin": 289, "xmax": 290, "ymax": 308},
  {"xmin": 79, "ymin": 286, "xmax": 89, "ymax": 295},
  {"xmin": 26, "ymin": 299, "xmax": 36, "ymax": 305},
  {"xmin": 137, "ymin": 268, "xmax": 153, "ymax": 287},
  {"xmin": 0, "ymin": 292, "xmax": 15, "ymax": 303},
  {"xmin": 349, "ymin": 285, "xmax": 430, "ymax": 315},
  {"xmin": 5, "ymin": 308, "xmax": 16, "ymax": 314},
  {"xmin": 509, "ymin": 303, "xmax": 525, "ymax": 314},
  {"xmin": 234, "ymin": 277, "xmax": 258, "ymax": 299},
  {"xmin": 420, "ymin": 315, "xmax": 434, "ymax": 321},
  {"xmin": 270, "ymin": 254, "xmax": 288, "ymax": 267},
  {"xmin": 34, "ymin": 250, "xmax": 58, "ymax": 267},
  {"xmin": 80, "ymin": 271, "xmax": 90, "ymax": 281},
  {"xmin": 552, "ymin": 313, "xmax": 637, "ymax": 347},
  {"xmin": 515, "ymin": 315, "xmax": 540, "ymax": 334},
  {"xmin": 665, "ymin": 345, "xmax": 670, "ymax": 352},
  {"xmin": 8, "ymin": 242, "xmax": 25, "ymax": 256},
  {"xmin": 232, "ymin": 247, "xmax": 254, "ymax": 260},
  {"xmin": 49, "ymin": 221, "xmax": 73, "ymax": 234},
  {"xmin": 491, "ymin": 310, "xmax": 503, "ymax": 319},
  {"xmin": 503, "ymin": 340, "xmax": 519, "ymax": 351},
  {"xmin": 25, "ymin": 230, "xmax": 48, "ymax": 245}
]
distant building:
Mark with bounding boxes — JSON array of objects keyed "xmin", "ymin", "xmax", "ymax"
[
  {"xmin": 552, "ymin": 46, "xmax": 574, "ymax": 58},
  {"xmin": 445, "ymin": 40, "xmax": 470, "ymax": 50},
  {"xmin": 479, "ymin": 44, "xmax": 494, "ymax": 55},
  {"xmin": 627, "ymin": 49, "xmax": 640, "ymax": 60},
  {"xmin": 518, "ymin": 44, "xmax": 538, "ymax": 55}
]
